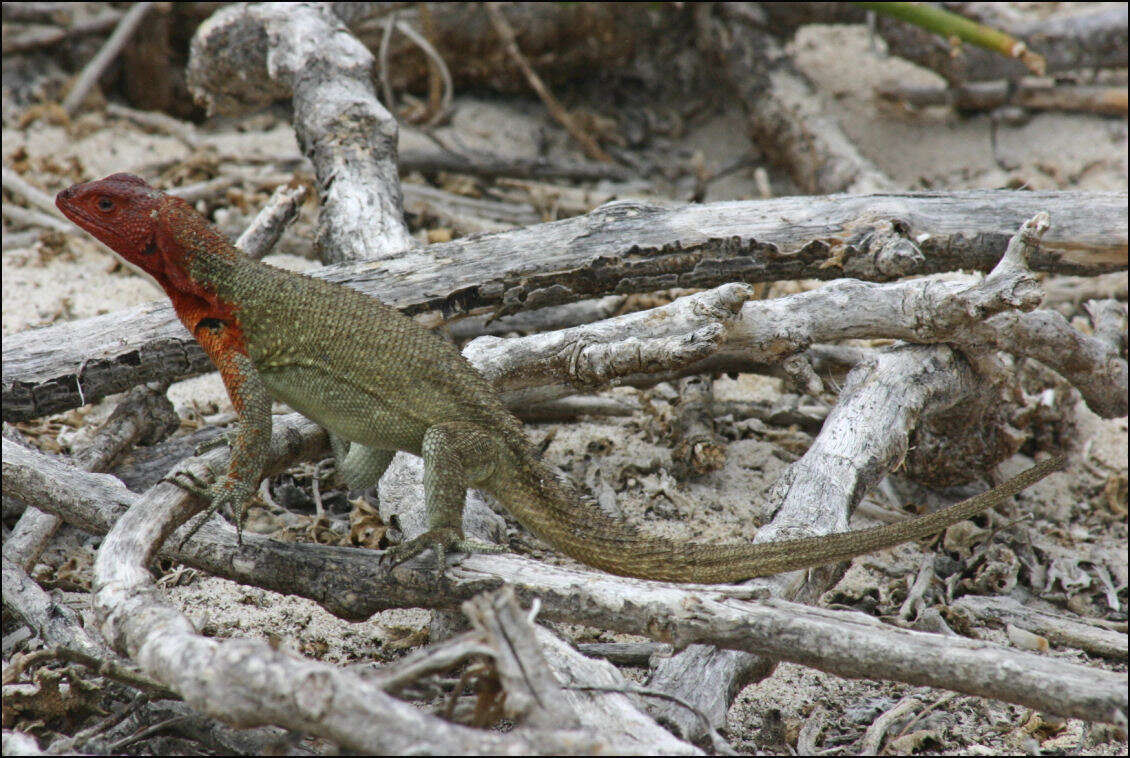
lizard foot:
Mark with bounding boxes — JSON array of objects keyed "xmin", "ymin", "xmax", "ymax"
[
  {"xmin": 383, "ymin": 527, "xmax": 505, "ymax": 584},
  {"xmin": 165, "ymin": 470, "xmax": 247, "ymax": 549}
]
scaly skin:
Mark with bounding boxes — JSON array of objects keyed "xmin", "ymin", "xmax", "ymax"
[{"xmin": 56, "ymin": 174, "xmax": 1066, "ymax": 582}]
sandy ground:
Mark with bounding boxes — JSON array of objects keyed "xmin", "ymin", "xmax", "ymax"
[{"xmin": 3, "ymin": 15, "xmax": 1126, "ymax": 757}]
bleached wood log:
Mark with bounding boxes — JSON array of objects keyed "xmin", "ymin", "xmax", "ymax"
[
  {"xmin": 697, "ymin": 3, "xmax": 896, "ymax": 194},
  {"xmin": 23, "ymin": 437, "xmax": 647, "ymax": 754},
  {"xmin": 4, "ymin": 438, "xmax": 1125, "ymax": 725},
  {"xmin": 188, "ymin": 2, "xmax": 413, "ymax": 263},
  {"xmin": 462, "ymin": 216, "xmax": 1124, "ymax": 417},
  {"xmin": 952, "ymin": 595, "xmax": 1127, "ymax": 661},
  {"xmin": 6, "ymin": 190, "xmax": 1124, "ymax": 422},
  {"xmin": 3, "ymin": 215, "xmax": 1118, "ymax": 733}
]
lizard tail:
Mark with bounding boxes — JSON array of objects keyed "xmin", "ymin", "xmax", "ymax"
[{"xmin": 487, "ymin": 452, "xmax": 1066, "ymax": 584}]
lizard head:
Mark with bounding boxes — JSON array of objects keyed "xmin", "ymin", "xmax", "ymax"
[{"xmin": 56, "ymin": 173, "xmax": 167, "ymax": 275}]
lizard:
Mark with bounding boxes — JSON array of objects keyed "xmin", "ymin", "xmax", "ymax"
[{"xmin": 56, "ymin": 173, "xmax": 1066, "ymax": 583}]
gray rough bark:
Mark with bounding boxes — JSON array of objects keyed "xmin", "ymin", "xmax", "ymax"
[
  {"xmin": 5, "ymin": 190, "xmax": 1125, "ymax": 422},
  {"xmin": 4, "ymin": 438, "xmax": 1125, "ymax": 726},
  {"xmin": 188, "ymin": 2, "xmax": 413, "ymax": 262}
]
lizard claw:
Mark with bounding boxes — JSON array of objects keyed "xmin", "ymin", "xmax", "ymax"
[
  {"xmin": 383, "ymin": 528, "xmax": 505, "ymax": 584},
  {"xmin": 165, "ymin": 470, "xmax": 247, "ymax": 549},
  {"xmin": 164, "ymin": 468, "xmax": 212, "ymax": 499}
]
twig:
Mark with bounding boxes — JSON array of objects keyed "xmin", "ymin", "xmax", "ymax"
[
  {"xmin": 797, "ymin": 704, "xmax": 828, "ymax": 754},
  {"xmin": 859, "ymin": 694, "xmax": 920, "ymax": 755},
  {"xmin": 105, "ymin": 716, "xmax": 192, "ymax": 753},
  {"xmin": 2, "ymin": 203, "xmax": 71, "ymax": 234},
  {"xmin": 61, "ymin": 2, "xmax": 154, "ymax": 114},
  {"xmin": 371, "ymin": 14, "xmax": 454, "ymax": 126},
  {"xmin": 106, "ymin": 102, "xmax": 202, "ymax": 147},
  {"xmin": 952, "ymin": 595, "xmax": 1127, "ymax": 660},
  {"xmin": 878, "ymin": 81, "xmax": 1128, "ymax": 117},
  {"xmin": 2, "ymin": 230, "xmax": 42, "ymax": 250},
  {"xmin": 2, "ymin": 7, "xmax": 123, "ymax": 54},
  {"xmin": 234, "ymin": 181, "xmax": 307, "ymax": 260},
  {"xmin": 5, "ymin": 646, "xmax": 178, "ymax": 700},
  {"xmin": 569, "ymin": 683, "xmax": 736, "ymax": 755},
  {"xmin": 873, "ymin": 4, "xmax": 1127, "ymax": 84},
  {"xmin": 857, "ymin": 2, "xmax": 1045, "ymax": 75},
  {"xmin": 898, "ymin": 557, "xmax": 935, "ymax": 623},
  {"xmin": 353, "ymin": 631, "xmax": 494, "ymax": 693},
  {"xmin": 484, "ymin": 2, "xmax": 613, "ymax": 163},
  {"xmin": 894, "ymin": 693, "xmax": 958, "ymax": 741},
  {"xmin": 5, "ymin": 381, "xmax": 175, "ymax": 571},
  {"xmin": 2, "ymin": 166, "xmax": 64, "ymax": 217},
  {"xmin": 2, "ymin": 556, "xmax": 109, "ymax": 660},
  {"xmin": 6, "ymin": 437, "xmax": 1127, "ymax": 726},
  {"xmin": 377, "ymin": 8, "xmax": 399, "ymax": 114}
]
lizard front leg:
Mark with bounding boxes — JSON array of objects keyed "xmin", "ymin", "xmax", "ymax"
[
  {"xmin": 173, "ymin": 330, "xmax": 271, "ymax": 546},
  {"xmin": 384, "ymin": 422, "xmax": 506, "ymax": 578}
]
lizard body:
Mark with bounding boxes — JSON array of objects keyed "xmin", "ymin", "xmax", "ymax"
[{"xmin": 57, "ymin": 174, "xmax": 1064, "ymax": 583}]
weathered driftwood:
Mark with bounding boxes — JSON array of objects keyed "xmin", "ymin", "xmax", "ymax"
[
  {"xmin": 5, "ymin": 190, "xmax": 1125, "ymax": 422},
  {"xmin": 697, "ymin": 3, "xmax": 896, "ymax": 194},
  {"xmin": 460, "ymin": 218, "xmax": 1125, "ymax": 418},
  {"xmin": 2, "ymin": 556, "xmax": 110, "ymax": 661},
  {"xmin": 4, "ymin": 438, "xmax": 1126, "ymax": 726},
  {"xmin": 757, "ymin": 3, "xmax": 1129, "ymax": 84},
  {"xmin": 188, "ymin": 2, "xmax": 413, "ymax": 263},
  {"xmin": 1, "ymin": 442, "xmax": 635, "ymax": 755},
  {"xmin": 3, "ymin": 382, "xmax": 176, "ymax": 572},
  {"xmin": 644, "ymin": 343, "xmax": 998, "ymax": 738},
  {"xmin": 952, "ymin": 595, "xmax": 1127, "ymax": 661},
  {"xmin": 10, "ymin": 216, "xmax": 1122, "ymax": 737},
  {"xmin": 462, "ymin": 588, "xmax": 702, "ymax": 753}
]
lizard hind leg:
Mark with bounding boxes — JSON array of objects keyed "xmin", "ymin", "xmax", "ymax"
[
  {"xmin": 330, "ymin": 433, "xmax": 394, "ymax": 492},
  {"xmin": 382, "ymin": 422, "xmax": 506, "ymax": 580}
]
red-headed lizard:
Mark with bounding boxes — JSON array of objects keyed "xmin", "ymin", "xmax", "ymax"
[{"xmin": 56, "ymin": 173, "xmax": 1065, "ymax": 582}]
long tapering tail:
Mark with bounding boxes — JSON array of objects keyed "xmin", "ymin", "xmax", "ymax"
[{"xmin": 487, "ymin": 452, "xmax": 1066, "ymax": 583}]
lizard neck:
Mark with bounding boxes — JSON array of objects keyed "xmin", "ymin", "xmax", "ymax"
[{"xmin": 153, "ymin": 197, "xmax": 245, "ymax": 344}]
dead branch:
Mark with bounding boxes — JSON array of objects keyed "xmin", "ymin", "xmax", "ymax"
[
  {"xmin": 35, "ymin": 435, "xmax": 638, "ymax": 754},
  {"xmin": 1, "ymin": 7, "xmax": 123, "ymax": 54},
  {"xmin": 696, "ymin": 3, "xmax": 896, "ymax": 194},
  {"xmin": 485, "ymin": 2, "xmax": 613, "ymax": 163},
  {"xmin": 670, "ymin": 374, "xmax": 726, "ymax": 479},
  {"xmin": 5, "ymin": 190, "xmax": 1124, "ymax": 422},
  {"xmin": 233, "ymin": 182, "xmax": 307, "ymax": 260},
  {"xmin": 460, "ymin": 218, "xmax": 1125, "ymax": 418},
  {"xmin": 59, "ymin": 3, "xmax": 153, "ymax": 114},
  {"xmin": 188, "ymin": 2, "xmax": 413, "ymax": 262},
  {"xmin": 952, "ymin": 595, "xmax": 1127, "ymax": 661},
  {"xmin": 463, "ymin": 589, "xmax": 579, "ymax": 728},
  {"xmin": 2, "ymin": 556, "xmax": 110, "ymax": 661},
  {"xmin": 3, "ymin": 382, "xmax": 176, "ymax": 571},
  {"xmin": 4, "ymin": 438, "xmax": 1125, "ymax": 726},
  {"xmin": 878, "ymin": 81, "xmax": 1129, "ymax": 118}
]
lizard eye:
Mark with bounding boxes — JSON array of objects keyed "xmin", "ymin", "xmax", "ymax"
[{"xmin": 97, "ymin": 197, "xmax": 114, "ymax": 212}]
